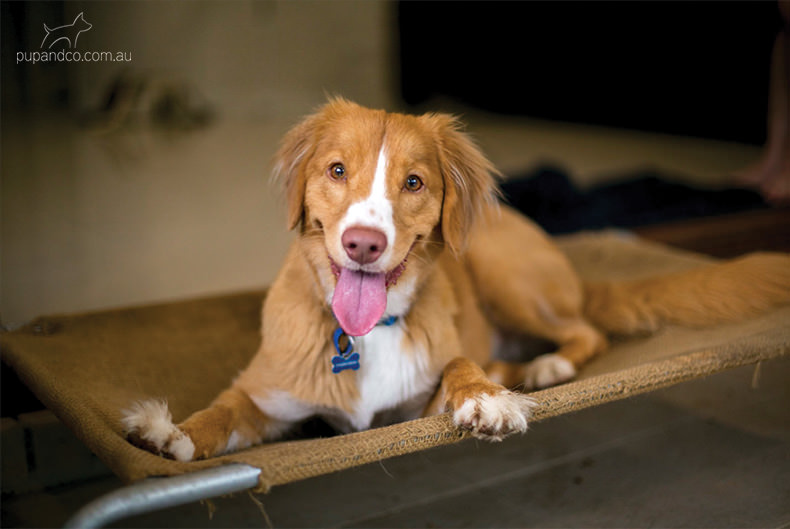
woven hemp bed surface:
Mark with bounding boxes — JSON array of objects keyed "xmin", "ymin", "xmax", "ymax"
[{"xmin": 3, "ymin": 231, "xmax": 789, "ymax": 491}]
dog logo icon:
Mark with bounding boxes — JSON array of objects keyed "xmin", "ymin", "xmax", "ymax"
[{"xmin": 40, "ymin": 12, "xmax": 92, "ymax": 49}]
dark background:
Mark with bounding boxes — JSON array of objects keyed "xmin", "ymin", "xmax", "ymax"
[{"xmin": 399, "ymin": 1, "xmax": 781, "ymax": 145}]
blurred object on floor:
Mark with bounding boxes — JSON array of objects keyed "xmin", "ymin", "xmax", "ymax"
[
  {"xmin": 82, "ymin": 70, "xmax": 215, "ymax": 134},
  {"xmin": 501, "ymin": 167, "xmax": 788, "ymax": 258},
  {"xmin": 501, "ymin": 167, "xmax": 766, "ymax": 231}
]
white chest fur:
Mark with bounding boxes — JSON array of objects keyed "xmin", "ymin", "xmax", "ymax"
[
  {"xmin": 346, "ymin": 321, "xmax": 438, "ymax": 430},
  {"xmin": 251, "ymin": 319, "xmax": 441, "ymax": 435}
]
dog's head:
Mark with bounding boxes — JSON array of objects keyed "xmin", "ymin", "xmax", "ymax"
[{"xmin": 273, "ymin": 98, "xmax": 499, "ymax": 336}]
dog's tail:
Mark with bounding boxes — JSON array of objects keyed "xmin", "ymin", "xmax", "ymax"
[{"xmin": 582, "ymin": 252, "xmax": 790, "ymax": 336}]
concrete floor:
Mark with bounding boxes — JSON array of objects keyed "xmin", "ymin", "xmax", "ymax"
[
  {"xmin": 3, "ymin": 105, "xmax": 787, "ymax": 528},
  {"xmin": 2, "ymin": 358, "xmax": 789, "ymax": 528}
]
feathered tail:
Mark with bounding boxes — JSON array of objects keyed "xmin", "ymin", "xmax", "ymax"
[{"xmin": 583, "ymin": 253, "xmax": 790, "ymax": 336}]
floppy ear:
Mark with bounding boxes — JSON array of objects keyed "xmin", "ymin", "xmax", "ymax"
[
  {"xmin": 271, "ymin": 112, "xmax": 321, "ymax": 230},
  {"xmin": 427, "ymin": 114, "xmax": 501, "ymax": 255}
]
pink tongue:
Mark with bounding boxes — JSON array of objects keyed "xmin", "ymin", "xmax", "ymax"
[{"xmin": 332, "ymin": 267, "xmax": 387, "ymax": 337}]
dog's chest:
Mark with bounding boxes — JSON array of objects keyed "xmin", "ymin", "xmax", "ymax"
[{"xmin": 340, "ymin": 322, "xmax": 439, "ymax": 431}]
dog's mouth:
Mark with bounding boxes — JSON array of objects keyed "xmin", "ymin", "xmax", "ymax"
[{"xmin": 329, "ymin": 256, "xmax": 408, "ymax": 337}]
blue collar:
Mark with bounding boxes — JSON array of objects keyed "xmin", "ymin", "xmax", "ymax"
[
  {"xmin": 378, "ymin": 315, "xmax": 398, "ymax": 327},
  {"xmin": 331, "ymin": 315, "xmax": 399, "ymax": 373}
]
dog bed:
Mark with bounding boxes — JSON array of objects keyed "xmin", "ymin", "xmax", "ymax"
[{"xmin": 3, "ymin": 231, "xmax": 789, "ymax": 496}]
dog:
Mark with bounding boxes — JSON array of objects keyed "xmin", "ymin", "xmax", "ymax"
[
  {"xmin": 123, "ymin": 98, "xmax": 790, "ymax": 462},
  {"xmin": 40, "ymin": 12, "xmax": 92, "ymax": 49}
]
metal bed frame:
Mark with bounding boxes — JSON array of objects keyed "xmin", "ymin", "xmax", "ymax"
[{"xmin": 64, "ymin": 464, "xmax": 261, "ymax": 528}]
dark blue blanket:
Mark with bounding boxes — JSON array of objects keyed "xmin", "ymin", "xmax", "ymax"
[{"xmin": 500, "ymin": 167, "xmax": 768, "ymax": 234}]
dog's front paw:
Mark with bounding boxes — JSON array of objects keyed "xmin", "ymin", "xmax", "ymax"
[
  {"xmin": 121, "ymin": 400, "xmax": 195, "ymax": 462},
  {"xmin": 453, "ymin": 390, "xmax": 536, "ymax": 442},
  {"xmin": 523, "ymin": 353, "xmax": 577, "ymax": 390}
]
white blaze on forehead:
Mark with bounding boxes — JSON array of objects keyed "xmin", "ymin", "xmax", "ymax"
[{"xmin": 338, "ymin": 145, "xmax": 396, "ymax": 267}]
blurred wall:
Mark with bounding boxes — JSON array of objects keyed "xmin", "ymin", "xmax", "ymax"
[
  {"xmin": 1, "ymin": 0, "xmax": 400, "ymax": 329},
  {"xmin": 4, "ymin": 0, "xmax": 399, "ymax": 117}
]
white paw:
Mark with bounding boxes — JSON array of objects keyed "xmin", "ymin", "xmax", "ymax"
[
  {"xmin": 121, "ymin": 400, "xmax": 195, "ymax": 462},
  {"xmin": 523, "ymin": 354, "xmax": 577, "ymax": 390},
  {"xmin": 453, "ymin": 390, "xmax": 537, "ymax": 441}
]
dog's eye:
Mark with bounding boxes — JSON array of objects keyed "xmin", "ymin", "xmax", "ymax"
[
  {"xmin": 328, "ymin": 163, "xmax": 346, "ymax": 181},
  {"xmin": 404, "ymin": 175, "xmax": 424, "ymax": 192}
]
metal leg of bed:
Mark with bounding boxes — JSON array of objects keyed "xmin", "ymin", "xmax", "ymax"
[{"xmin": 63, "ymin": 464, "xmax": 262, "ymax": 529}]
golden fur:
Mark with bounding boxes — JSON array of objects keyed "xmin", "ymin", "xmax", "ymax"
[{"xmin": 124, "ymin": 99, "xmax": 790, "ymax": 461}]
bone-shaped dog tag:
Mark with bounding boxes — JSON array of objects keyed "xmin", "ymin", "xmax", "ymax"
[
  {"xmin": 331, "ymin": 327, "xmax": 359, "ymax": 373},
  {"xmin": 331, "ymin": 352, "xmax": 360, "ymax": 373}
]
